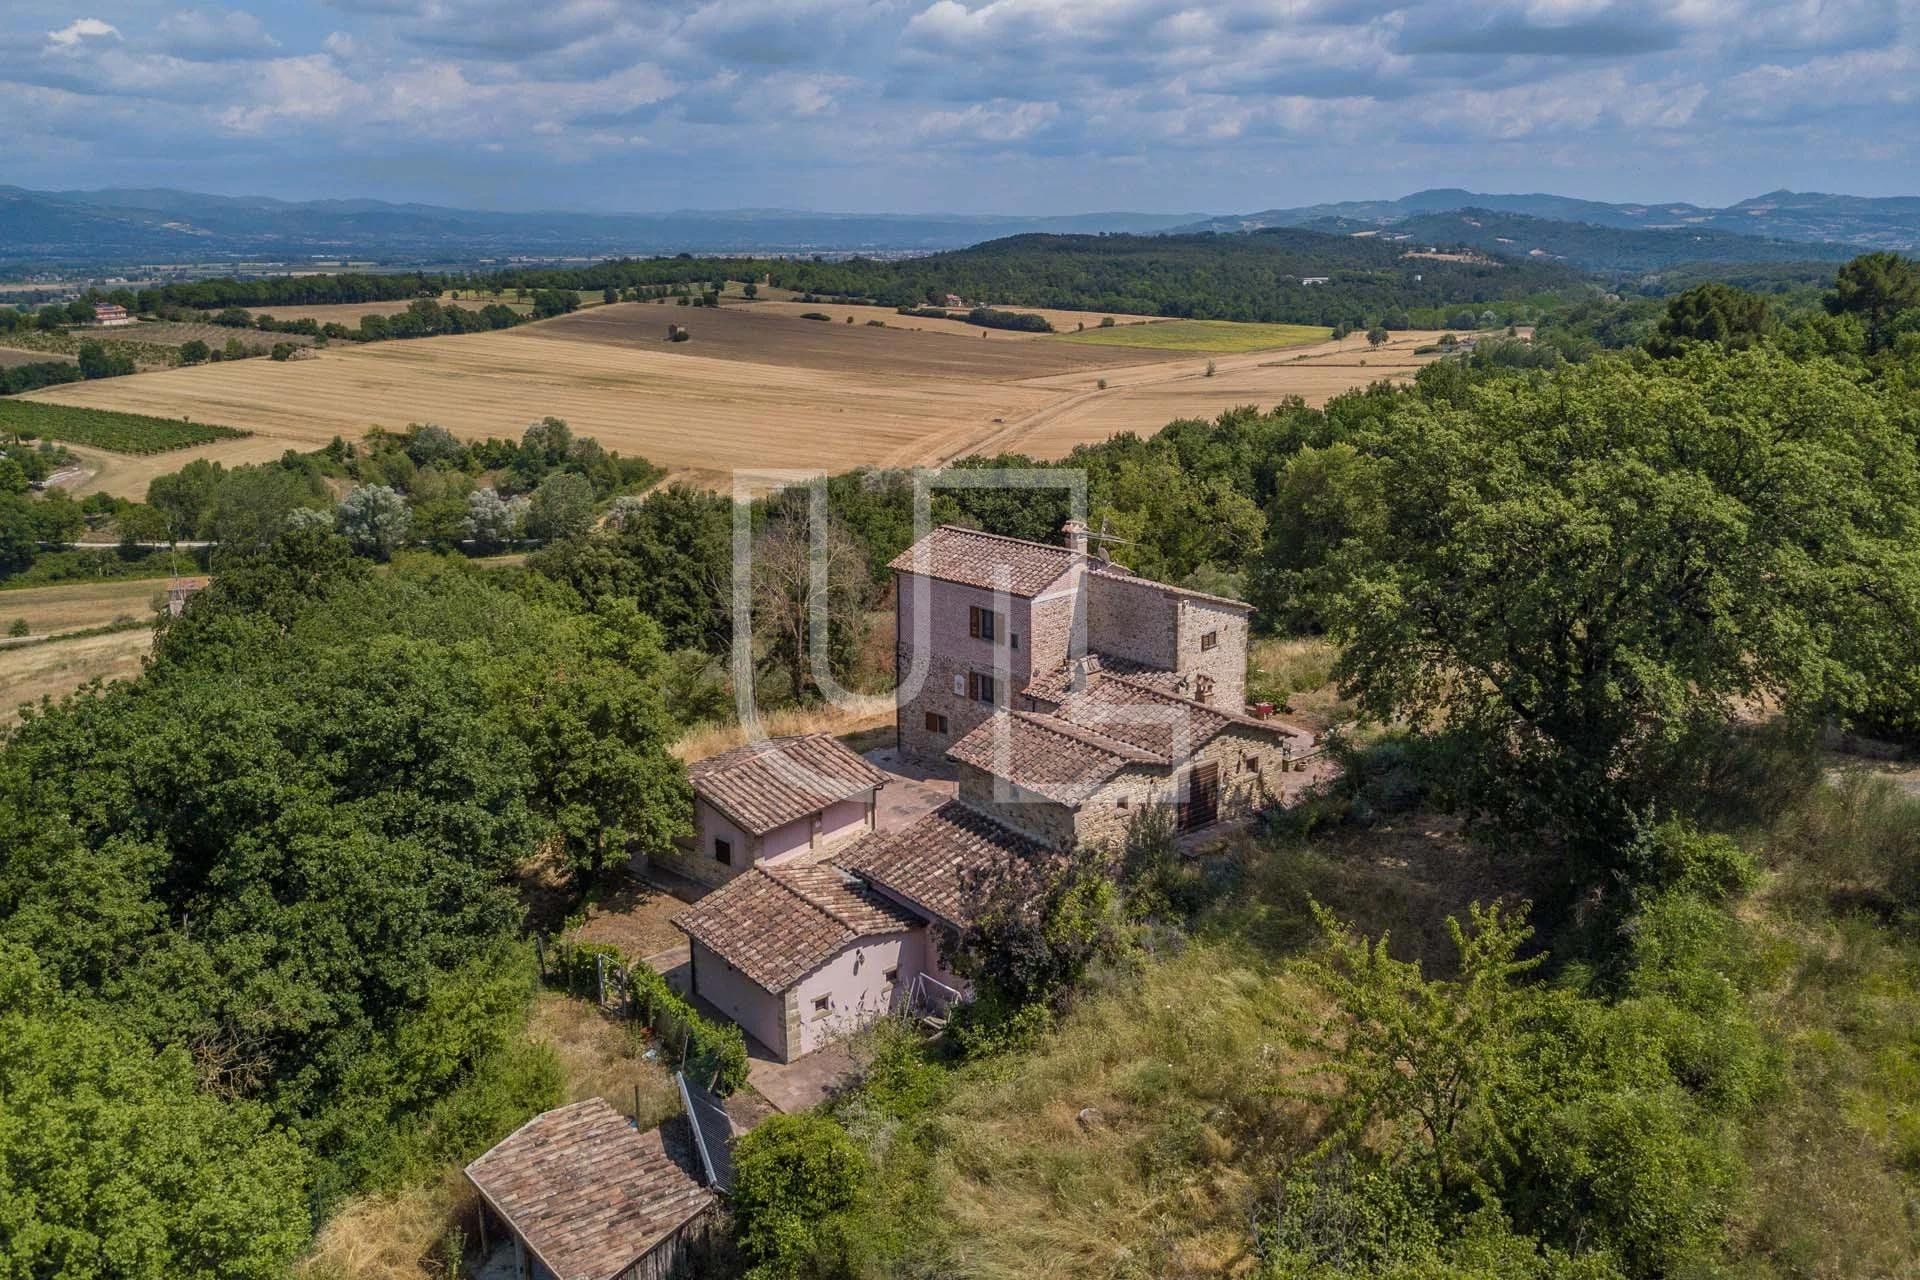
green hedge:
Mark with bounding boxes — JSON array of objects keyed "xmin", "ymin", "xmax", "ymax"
[{"xmin": 544, "ymin": 937, "xmax": 749, "ymax": 1094}]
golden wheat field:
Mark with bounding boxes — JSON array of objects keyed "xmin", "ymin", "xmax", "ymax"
[{"xmin": 22, "ymin": 305, "xmax": 1451, "ymax": 495}]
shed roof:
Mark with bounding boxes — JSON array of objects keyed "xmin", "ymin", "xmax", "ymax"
[
  {"xmin": 674, "ymin": 864, "xmax": 921, "ymax": 993},
  {"xmin": 836, "ymin": 800, "xmax": 1055, "ymax": 927},
  {"xmin": 464, "ymin": 1099, "xmax": 713, "ymax": 1280},
  {"xmin": 888, "ymin": 525, "xmax": 1075, "ymax": 597},
  {"xmin": 687, "ymin": 734, "xmax": 888, "ymax": 836}
]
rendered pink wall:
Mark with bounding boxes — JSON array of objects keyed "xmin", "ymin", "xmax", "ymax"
[
  {"xmin": 690, "ymin": 938, "xmax": 788, "ymax": 1057},
  {"xmin": 791, "ymin": 932, "xmax": 916, "ymax": 1058}
]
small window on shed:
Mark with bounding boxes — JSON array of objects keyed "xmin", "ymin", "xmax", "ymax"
[
  {"xmin": 714, "ymin": 837, "xmax": 732, "ymax": 865},
  {"xmin": 1200, "ymin": 630, "xmax": 1219, "ymax": 652},
  {"xmin": 883, "ymin": 967, "xmax": 899, "ymax": 985},
  {"xmin": 812, "ymin": 995, "xmax": 831, "ymax": 1017}
]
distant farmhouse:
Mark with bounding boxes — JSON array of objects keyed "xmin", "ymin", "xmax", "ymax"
[
  {"xmin": 91, "ymin": 302, "xmax": 133, "ymax": 327},
  {"xmin": 672, "ymin": 521, "xmax": 1316, "ymax": 1062}
]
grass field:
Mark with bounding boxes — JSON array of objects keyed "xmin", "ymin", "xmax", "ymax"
[
  {"xmin": 0, "ymin": 578, "xmax": 167, "ymax": 635},
  {"xmin": 0, "ymin": 401, "xmax": 251, "ymax": 454},
  {"xmin": 0, "ymin": 347, "xmax": 73, "ymax": 369},
  {"xmin": 1051, "ymin": 319, "xmax": 1331, "ymax": 353},
  {"xmin": 20, "ymin": 305, "xmax": 1455, "ymax": 494},
  {"xmin": 0, "ymin": 627, "xmax": 153, "ymax": 725}
]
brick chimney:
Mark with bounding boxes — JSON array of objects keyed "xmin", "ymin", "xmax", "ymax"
[{"xmin": 1062, "ymin": 518, "xmax": 1089, "ymax": 556}]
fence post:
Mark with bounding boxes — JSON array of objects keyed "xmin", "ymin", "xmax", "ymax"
[
  {"xmin": 595, "ymin": 954, "xmax": 607, "ymax": 1007},
  {"xmin": 532, "ymin": 934, "xmax": 546, "ymax": 979}
]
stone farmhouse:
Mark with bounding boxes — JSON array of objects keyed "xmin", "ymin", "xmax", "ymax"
[{"xmin": 672, "ymin": 521, "xmax": 1317, "ymax": 1062}]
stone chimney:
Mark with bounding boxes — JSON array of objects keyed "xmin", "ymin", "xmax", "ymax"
[{"xmin": 1062, "ymin": 518, "xmax": 1089, "ymax": 556}]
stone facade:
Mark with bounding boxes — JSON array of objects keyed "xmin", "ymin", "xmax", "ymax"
[
  {"xmin": 1068, "ymin": 723, "xmax": 1298, "ymax": 848},
  {"xmin": 954, "ymin": 722, "xmax": 1301, "ymax": 850},
  {"xmin": 895, "ymin": 571, "xmax": 1039, "ymax": 763}
]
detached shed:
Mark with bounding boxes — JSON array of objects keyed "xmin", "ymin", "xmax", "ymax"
[{"xmin": 465, "ymin": 1099, "xmax": 718, "ymax": 1280}]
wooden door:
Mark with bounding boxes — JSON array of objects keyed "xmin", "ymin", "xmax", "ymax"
[{"xmin": 1180, "ymin": 762, "xmax": 1220, "ymax": 830}]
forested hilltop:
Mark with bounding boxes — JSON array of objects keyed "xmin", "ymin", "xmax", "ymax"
[
  {"xmin": 107, "ymin": 224, "xmax": 1592, "ymax": 330},
  {"xmin": 2, "ymin": 254, "xmax": 1918, "ymax": 1279}
]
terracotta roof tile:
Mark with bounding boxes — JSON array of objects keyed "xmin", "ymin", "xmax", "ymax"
[
  {"xmin": 465, "ymin": 1100, "xmax": 713, "ymax": 1280},
  {"xmin": 1022, "ymin": 653, "xmax": 1191, "ymax": 705},
  {"xmin": 687, "ymin": 734, "xmax": 887, "ymax": 836},
  {"xmin": 888, "ymin": 525, "xmax": 1075, "ymax": 597},
  {"xmin": 1052, "ymin": 678, "xmax": 1237, "ymax": 762},
  {"xmin": 947, "ymin": 709, "xmax": 1153, "ymax": 805},
  {"xmin": 673, "ymin": 865, "xmax": 920, "ymax": 992},
  {"xmin": 836, "ymin": 800, "xmax": 1056, "ymax": 926}
]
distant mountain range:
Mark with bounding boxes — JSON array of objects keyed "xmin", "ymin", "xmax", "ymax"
[
  {"xmin": 1176, "ymin": 188, "xmax": 1920, "ymax": 253},
  {"xmin": 0, "ymin": 184, "xmax": 1912, "ymax": 275},
  {"xmin": 0, "ymin": 187, "xmax": 1204, "ymax": 266}
]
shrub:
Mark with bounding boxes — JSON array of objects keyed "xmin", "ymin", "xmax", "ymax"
[
  {"xmin": 966, "ymin": 306, "xmax": 1052, "ymax": 333},
  {"xmin": 799, "ymin": 312, "xmax": 832, "ymax": 322},
  {"xmin": 7, "ymin": 618, "xmax": 26, "ymax": 637},
  {"xmin": 730, "ymin": 1113, "xmax": 870, "ymax": 1277}
]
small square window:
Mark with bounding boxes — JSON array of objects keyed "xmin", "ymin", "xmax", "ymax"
[
  {"xmin": 925, "ymin": 711, "xmax": 949, "ymax": 734},
  {"xmin": 1116, "ymin": 796, "xmax": 1129, "ymax": 809},
  {"xmin": 1010, "ymin": 632, "xmax": 1020, "ymax": 650},
  {"xmin": 883, "ymin": 967, "xmax": 898, "ymax": 985},
  {"xmin": 713, "ymin": 837, "xmax": 732, "ymax": 865},
  {"xmin": 1200, "ymin": 630, "xmax": 1218, "ymax": 652},
  {"xmin": 812, "ymin": 995, "xmax": 831, "ymax": 1016}
]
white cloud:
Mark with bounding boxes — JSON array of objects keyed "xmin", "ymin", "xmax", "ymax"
[{"xmin": 47, "ymin": 18, "xmax": 120, "ymax": 48}]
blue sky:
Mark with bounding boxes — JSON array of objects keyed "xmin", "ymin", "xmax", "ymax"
[{"xmin": 4, "ymin": 1, "xmax": 1916, "ymax": 214}]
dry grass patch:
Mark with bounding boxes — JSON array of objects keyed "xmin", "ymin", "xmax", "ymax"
[
  {"xmin": 909, "ymin": 946, "xmax": 1322, "ymax": 1279},
  {"xmin": 671, "ymin": 695, "xmax": 893, "ymax": 761},
  {"xmin": 296, "ymin": 1171, "xmax": 477, "ymax": 1280},
  {"xmin": 0, "ymin": 627, "xmax": 152, "ymax": 724},
  {"xmin": 1248, "ymin": 635, "xmax": 1351, "ymax": 734},
  {"xmin": 526, "ymin": 992, "xmax": 683, "ymax": 1128},
  {"xmin": 0, "ymin": 578, "xmax": 165, "ymax": 635}
]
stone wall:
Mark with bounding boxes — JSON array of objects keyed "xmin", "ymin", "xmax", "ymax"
[
  {"xmin": 1172, "ymin": 596, "xmax": 1251, "ymax": 710},
  {"xmin": 1085, "ymin": 573, "xmax": 1177, "ymax": 669},
  {"xmin": 955, "ymin": 760, "xmax": 1078, "ymax": 847},
  {"xmin": 1068, "ymin": 724, "xmax": 1298, "ymax": 847},
  {"xmin": 895, "ymin": 571, "xmax": 1036, "ymax": 764}
]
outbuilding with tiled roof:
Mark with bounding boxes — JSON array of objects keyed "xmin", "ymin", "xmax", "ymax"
[
  {"xmin": 655, "ymin": 734, "xmax": 889, "ymax": 891},
  {"xmin": 674, "ymin": 864, "xmax": 923, "ymax": 1062},
  {"xmin": 465, "ymin": 1098, "xmax": 717, "ymax": 1280}
]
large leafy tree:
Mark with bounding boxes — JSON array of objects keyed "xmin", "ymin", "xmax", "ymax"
[
  {"xmin": 1825, "ymin": 252, "xmax": 1920, "ymax": 353},
  {"xmin": 1299, "ymin": 348, "xmax": 1920, "ymax": 872},
  {"xmin": 0, "ymin": 946, "xmax": 310, "ymax": 1280},
  {"xmin": 1644, "ymin": 282, "xmax": 1771, "ymax": 356}
]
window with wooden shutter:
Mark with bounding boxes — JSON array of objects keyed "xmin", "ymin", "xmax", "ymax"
[
  {"xmin": 968, "ymin": 672, "xmax": 997, "ymax": 704},
  {"xmin": 968, "ymin": 606, "xmax": 999, "ymax": 641},
  {"xmin": 1200, "ymin": 630, "xmax": 1218, "ymax": 651}
]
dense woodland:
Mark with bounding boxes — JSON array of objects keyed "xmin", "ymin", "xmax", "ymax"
[{"xmin": 2, "ymin": 253, "xmax": 1918, "ymax": 1278}]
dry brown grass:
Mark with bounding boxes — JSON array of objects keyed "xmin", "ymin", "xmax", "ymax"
[
  {"xmin": 670, "ymin": 695, "xmax": 893, "ymax": 761},
  {"xmin": 0, "ymin": 578, "xmax": 166, "ymax": 635},
  {"xmin": 21, "ymin": 316, "xmax": 1448, "ymax": 494},
  {"xmin": 1248, "ymin": 635, "xmax": 1352, "ymax": 733},
  {"xmin": 526, "ymin": 992, "xmax": 684, "ymax": 1127},
  {"xmin": 0, "ymin": 627, "xmax": 151, "ymax": 725},
  {"xmin": 297, "ymin": 1172, "xmax": 476, "ymax": 1280}
]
